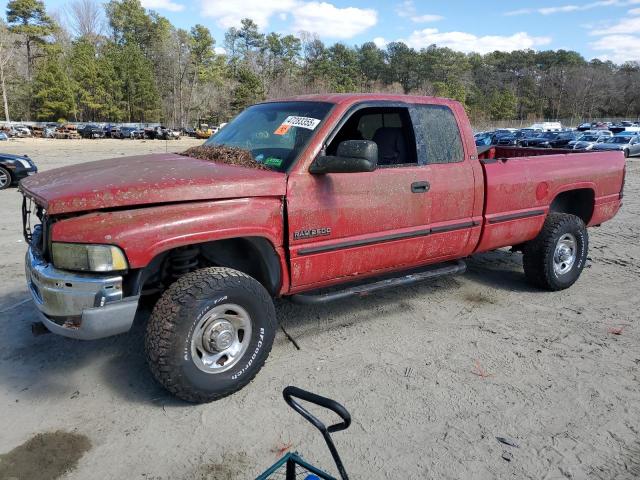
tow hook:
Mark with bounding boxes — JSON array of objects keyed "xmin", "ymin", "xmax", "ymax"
[{"xmin": 31, "ymin": 321, "xmax": 51, "ymax": 337}]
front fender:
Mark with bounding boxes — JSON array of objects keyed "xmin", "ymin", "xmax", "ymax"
[{"xmin": 51, "ymin": 197, "xmax": 285, "ymax": 269}]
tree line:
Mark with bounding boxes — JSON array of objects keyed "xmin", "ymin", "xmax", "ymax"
[{"xmin": 1, "ymin": 0, "xmax": 639, "ymax": 127}]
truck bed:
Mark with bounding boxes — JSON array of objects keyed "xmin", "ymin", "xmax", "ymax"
[{"xmin": 474, "ymin": 146, "xmax": 625, "ymax": 253}]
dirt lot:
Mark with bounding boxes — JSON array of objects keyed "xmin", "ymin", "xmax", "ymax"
[{"xmin": 0, "ymin": 138, "xmax": 638, "ymax": 480}]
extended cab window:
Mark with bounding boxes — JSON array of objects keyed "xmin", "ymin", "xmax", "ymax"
[
  {"xmin": 327, "ymin": 107, "xmax": 418, "ymax": 167},
  {"xmin": 205, "ymin": 101, "xmax": 332, "ymax": 171},
  {"xmin": 410, "ymin": 105, "xmax": 464, "ymax": 164}
]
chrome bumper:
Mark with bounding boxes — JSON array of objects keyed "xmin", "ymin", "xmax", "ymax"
[{"xmin": 25, "ymin": 247, "xmax": 139, "ymax": 340}]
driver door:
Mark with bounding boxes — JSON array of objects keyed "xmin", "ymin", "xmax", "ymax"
[{"xmin": 286, "ymin": 105, "xmax": 433, "ymax": 291}]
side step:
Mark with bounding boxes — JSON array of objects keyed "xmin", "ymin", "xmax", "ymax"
[{"xmin": 289, "ymin": 260, "xmax": 466, "ymax": 305}]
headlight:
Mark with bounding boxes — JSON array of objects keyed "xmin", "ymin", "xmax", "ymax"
[
  {"xmin": 52, "ymin": 243, "xmax": 128, "ymax": 272},
  {"xmin": 17, "ymin": 158, "xmax": 32, "ymax": 168}
]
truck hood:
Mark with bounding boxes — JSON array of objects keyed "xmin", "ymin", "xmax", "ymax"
[{"xmin": 20, "ymin": 153, "xmax": 286, "ymax": 214}]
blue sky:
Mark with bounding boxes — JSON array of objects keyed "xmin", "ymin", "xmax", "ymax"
[{"xmin": 6, "ymin": 0, "xmax": 640, "ymax": 62}]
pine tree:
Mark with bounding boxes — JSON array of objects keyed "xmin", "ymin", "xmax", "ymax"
[
  {"xmin": 32, "ymin": 46, "xmax": 76, "ymax": 121},
  {"xmin": 6, "ymin": 0, "xmax": 56, "ymax": 82}
]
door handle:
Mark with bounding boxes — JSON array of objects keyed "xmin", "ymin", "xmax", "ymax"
[{"xmin": 411, "ymin": 181, "xmax": 430, "ymax": 193}]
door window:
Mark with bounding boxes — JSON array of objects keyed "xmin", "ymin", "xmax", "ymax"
[
  {"xmin": 326, "ymin": 107, "xmax": 418, "ymax": 167},
  {"xmin": 410, "ymin": 105, "xmax": 464, "ymax": 165}
]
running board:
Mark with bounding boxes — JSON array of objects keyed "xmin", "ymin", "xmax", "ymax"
[{"xmin": 289, "ymin": 260, "xmax": 466, "ymax": 305}]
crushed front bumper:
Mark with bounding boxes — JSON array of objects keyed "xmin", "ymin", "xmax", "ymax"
[{"xmin": 25, "ymin": 247, "xmax": 139, "ymax": 340}]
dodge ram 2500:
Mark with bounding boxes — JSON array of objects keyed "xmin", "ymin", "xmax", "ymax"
[{"xmin": 19, "ymin": 94, "xmax": 625, "ymax": 402}]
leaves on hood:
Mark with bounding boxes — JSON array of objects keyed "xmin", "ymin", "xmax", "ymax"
[{"xmin": 180, "ymin": 145, "xmax": 270, "ymax": 171}]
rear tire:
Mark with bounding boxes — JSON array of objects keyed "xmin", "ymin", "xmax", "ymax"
[
  {"xmin": 145, "ymin": 267, "xmax": 276, "ymax": 403},
  {"xmin": 0, "ymin": 166, "xmax": 12, "ymax": 189},
  {"xmin": 623, "ymin": 149, "xmax": 629, "ymax": 158},
  {"xmin": 523, "ymin": 213, "xmax": 588, "ymax": 291}
]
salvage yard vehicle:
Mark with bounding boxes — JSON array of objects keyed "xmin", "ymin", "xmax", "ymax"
[
  {"xmin": 19, "ymin": 94, "xmax": 626, "ymax": 403},
  {"xmin": 592, "ymin": 134, "xmax": 640, "ymax": 158},
  {"xmin": 79, "ymin": 124, "xmax": 105, "ymax": 139},
  {"xmin": 0, "ymin": 153, "xmax": 37, "ymax": 189},
  {"xmin": 569, "ymin": 133, "xmax": 608, "ymax": 151}
]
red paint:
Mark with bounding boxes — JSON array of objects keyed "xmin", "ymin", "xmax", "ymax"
[
  {"xmin": 21, "ymin": 153, "xmax": 286, "ymax": 214},
  {"xmin": 20, "ymin": 94, "xmax": 626, "ymax": 296}
]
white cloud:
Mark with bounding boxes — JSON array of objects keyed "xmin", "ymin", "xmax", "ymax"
[
  {"xmin": 373, "ymin": 36, "xmax": 387, "ymax": 48},
  {"xmin": 141, "ymin": 0, "xmax": 184, "ymax": 12},
  {"xmin": 411, "ymin": 14, "xmax": 444, "ymax": 23},
  {"xmin": 590, "ymin": 14, "xmax": 640, "ymax": 35},
  {"xmin": 199, "ymin": 0, "xmax": 377, "ymax": 38},
  {"xmin": 292, "ymin": 2, "xmax": 377, "ymax": 39},
  {"xmin": 402, "ymin": 29, "xmax": 552, "ymax": 54},
  {"xmin": 396, "ymin": 0, "xmax": 443, "ymax": 23},
  {"xmin": 505, "ymin": 0, "xmax": 640, "ymax": 16},
  {"xmin": 588, "ymin": 6, "xmax": 640, "ymax": 61},
  {"xmin": 214, "ymin": 46, "xmax": 226, "ymax": 55},
  {"xmin": 590, "ymin": 34, "xmax": 640, "ymax": 62},
  {"xmin": 200, "ymin": 0, "xmax": 297, "ymax": 29}
]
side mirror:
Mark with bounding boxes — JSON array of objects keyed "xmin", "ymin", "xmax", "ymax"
[{"xmin": 310, "ymin": 140, "xmax": 378, "ymax": 174}]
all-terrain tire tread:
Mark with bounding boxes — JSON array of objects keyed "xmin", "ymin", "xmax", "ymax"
[
  {"xmin": 145, "ymin": 267, "xmax": 275, "ymax": 403},
  {"xmin": 522, "ymin": 213, "xmax": 588, "ymax": 291}
]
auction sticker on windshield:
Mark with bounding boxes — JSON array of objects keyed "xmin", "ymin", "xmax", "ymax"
[{"xmin": 274, "ymin": 115, "xmax": 321, "ymax": 135}]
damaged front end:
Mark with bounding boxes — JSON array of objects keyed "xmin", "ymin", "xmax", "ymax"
[{"xmin": 21, "ymin": 195, "xmax": 139, "ymax": 340}]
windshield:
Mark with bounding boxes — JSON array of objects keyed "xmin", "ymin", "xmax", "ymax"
[
  {"xmin": 541, "ymin": 132, "xmax": 558, "ymax": 139},
  {"xmin": 205, "ymin": 101, "xmax": 333, "ymax": 171},
  {"xmin": 606, "ymin": 137, "xmax": 630, "ymax": 144},
  {"xmin": 579, "ymin": 135, "xmax": 598, "ymax": 141}
]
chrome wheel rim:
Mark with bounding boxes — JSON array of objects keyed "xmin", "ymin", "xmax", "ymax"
[
  {"xmin": 0, "ymin": 170, "xmax": 8, "ymax": 187},
  {"xmin": 190, "ymin": 304, "xmax": 252, "ymax": 374},
  {"xmin": 553, "ymin": 233, "xmax": 577, "ymax": 276}
]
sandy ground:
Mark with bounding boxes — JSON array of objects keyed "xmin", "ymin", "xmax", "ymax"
[{"xmin": 0, "ymin": 138, "xmax": 638, "ymax": 480}]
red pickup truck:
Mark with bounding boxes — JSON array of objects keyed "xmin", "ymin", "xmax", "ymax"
[{"xmin": 20, "ymin": 94, "xmax": 625, "ymax": 403}]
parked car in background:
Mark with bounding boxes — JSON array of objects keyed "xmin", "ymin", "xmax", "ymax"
[
  {"xmin": 0, "ymin": 132, "xmax": 8, "ymax": 141},
  {"xmin": 569, "ymin": 133, "xmax": 608, "ymax": 150},
  {"xmin": 159, "ymin": 127, "xmax": 181, "ymax": 140},
  {"xmin": 105, "ymin": 126, "xmax": 120, "ymax": 138},
  {"xmin": 520, "ymin": 131, "xmax": 561, "ymax": 148},
  {"xmin": 496, "ymin": 130, "xmax": 531, "ymax": 146},
  {"xmin": 615, "ymin": 130, "xmax": 639, "ymax": 138},
  {"xmin": 475, "ymin": 132, "xmax": 493, "ymax": 147},
  {"xmin": 530, "ymin": 122, "xmax": 562, "ymax": 132},
  {"xmin": 42, "ymin": 128, "xmax": 56, "ymax": 139},
  {"xmin": 592, "ymin": 134, "xmax": 640, "ymax": 157},
  {"xmin": 12, "ymin": 125, "xmax": 32, "ymax": 137},
  {"xmin": 547, "ymin": 131, "xmax": 579, "ymax": 148},
  {"xmin": 79, "ymin": 124, "xmax": 105, "ymax": 139},
  {"xmin": 0, "ymin": 153, "xmax": 37, "ymax": 189},
  {"xmin": 114, "ymin": 126, "xmax": 144, "ymax": 139}
]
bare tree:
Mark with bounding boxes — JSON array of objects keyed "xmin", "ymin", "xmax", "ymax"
[
  {"xmin": 0, "ymin": 23, "xmax": 15, "ymax": 122},
  {"xmin": 67, "ymin": 0, "xmax": 104, "ymax": 40}
]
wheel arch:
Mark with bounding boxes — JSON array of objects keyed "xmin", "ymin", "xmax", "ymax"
[
  {"xmin": 134, "ymin": 236, "xmax": 284, "ymax": 297},
  {"xmin": 549, "ymin": 187, "xmax": 595, "ymax": 225}
]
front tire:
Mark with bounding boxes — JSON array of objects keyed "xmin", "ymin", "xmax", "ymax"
[
  {"xmin": 145, "ymin": 267, "xmax": 276, "ymax": 403},
  {"xmin": 523, "ymin": 213, "xmax": 588, "ymax": 291},
  {"xmin": 0, "ymin": 166, "xmax": 12, "ymax": 189}
]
